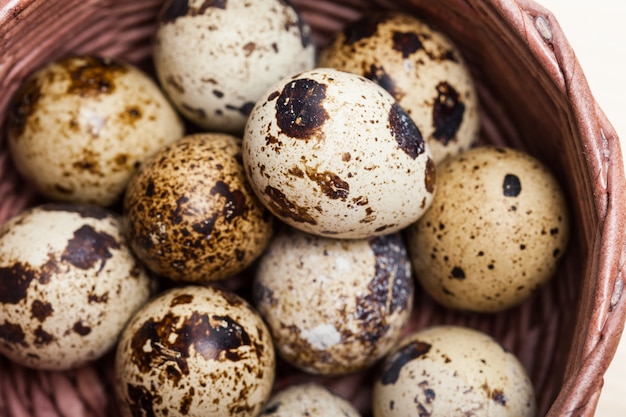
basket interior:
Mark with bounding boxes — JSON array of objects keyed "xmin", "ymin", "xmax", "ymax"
[{"xmin": 1, "ymin": 0, "xmax": 625, "ymax": 416}]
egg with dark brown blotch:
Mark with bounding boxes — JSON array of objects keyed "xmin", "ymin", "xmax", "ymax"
[
  {"xmin": 319, "ymin": 12, "xmax": 479, "ymax": 164},
  {"xmin": 123, "ymin": 133, "xmax": 274, "ymax": 283},
  {"xmin": 114, "ymin": 285, "xmax": 275, "ymax": 417},
  {"xmin": 259, "ymin": 383, "xmax": 362, "ymax": 416},
  {"xmin": 373, "ymin": 325, "xmax": 536, "ymax": 417},
  {"xmin": 153, "ymin": 0, "xmax": 316, "ymax": 134},
  {"xmin": 243, "ymin": 67, "xmax": 436, "ymax": 239},
  {"xmin": 7, "ymin": 55, "xmax": 184, "ymax": 207},
  {"xmin": 405, "ymin": 146, "xmax": 570, "ymax": 313},
  {"xmin": 0, "ymin": 204, "xmax": 153, "ymax": 370},
  {"xmin": 253, "ymin": 227, "xmax": 413, "ymax": 376}
]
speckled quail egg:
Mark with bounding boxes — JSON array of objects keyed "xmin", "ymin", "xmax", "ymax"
[
  {"xmin": 243, "ymin": 67, "xmax": 436, "ymax": 239},
  {"xmin": 253, "ymin": 227, "xmax": 413, "ymax": 375},
  {"xmin": 153, "ymin": 0, "xmax": 316, "ymax": 134},
  {"xmin": 7, "ymin": 55, "xmax": 184, "ymax": 207},
  {"xmin": 0, "ymin": 204, "xmax": 153, "ymax": 370},
  {"xmin": 319, "ymin": 12, "xmax": 479, "ymax": 164},
  {"xmin": 373, "ymin": 325, "xmax": 536, "ymax": 417},
  {"xmin": 114, "ymin": 285, "xmax": 275, "ymax": 417},
  {"xmin": 405, "ymin": 146, "xmax": 570, "ymax": 313},
  {"xmin": 258, "ymin": 383, "xmax": 362, "ymax": 416},
  {"xmin": 123, "ymin": 132, "xmax": 274, "ymax": 283}
]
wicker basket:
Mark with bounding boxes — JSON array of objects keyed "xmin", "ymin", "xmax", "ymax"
[{"xmin": 1, "ymin": 0, "xmax": 625, "ymax": 416}]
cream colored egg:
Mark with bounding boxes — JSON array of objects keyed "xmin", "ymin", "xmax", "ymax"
[
  {"xmin": 115, "ymin": 285, "xmax": 275, "ymax": 417},
  {"xmin": 123, "ymin": 133, "xmax": 274, "ymax": 283},
  {"xmin": 253, "ymin": 227, "xmax": 413, "ymax": 375},
  {"xmin": 243, "ymin": 67, "xmax": 436, "ymax": 239},
  {"xmin": 319, "ymin": 12, "xmax": 479, "ymax": 164},
  {"xmin": 259, "ymin": 383, "xmax": 361, "ymax": 416},
  {"xmin": 0, "ymin": 204, "xmax": 153, "ymax": 370},
  {"xmin": 405, "ymin": 146, "xmax": 570, "ymax": 313},
  {"xmin": 7, "ymin": 55, "xmax": 184, "ymax": 206},
  {"xmin": 153, "ymin": 0, "xmax": 316, "ymax": 134},
  {"xmin": 373, "ymin": 325, "xmax": 536, "ymax": 417}
]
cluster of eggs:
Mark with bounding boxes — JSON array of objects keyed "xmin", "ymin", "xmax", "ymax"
[{"xmin": 0, "ymin": 1, "xmax": 571, "ymax": 416}]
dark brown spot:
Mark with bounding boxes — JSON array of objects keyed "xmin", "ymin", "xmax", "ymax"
[
  {"xmin": 88, "ymin": 292, "xmax": 109, "ymax": 303},
  {"xmin": 389, "ymin": 102, "xmax": 425, "ymax": 159},
  {"xmin": 210, "ymin": 180, "xmax": 248, "ymax": 221},
  {"xmin": 264, "ymin": 185, "xmax": 317, "ymax": 225},
  {"xmin": 275, "ymin": 78, "xmax": 328, "ymax": 139},
  {"xmin": 342, "ymin": 152, "xmax": 351, "ymax": 162},
  {"xmin": 288, "ymin": 166, "xmax": 305, "ymax": 178},
  {"xmin": 166, "ymin": 75, "xmax": 185, "ymax": 94},
  {"xmin": 392, "ymin": 31, "xmax": 423, "ymax": 58},
  {"xmin": 305, "ymin": 168, "xmax": 349, "ymax": 200},
  {"xmin": 267, "ymin": 91, "xmax": 280, "ymax": 101},
  {"xmin": 31, "ymin": 300, "xmax": 54, "ymax": 322},
  {"xmin": 0, "ymin": 321, "xmax": 27, "ymax": 346},
  {"xmin": 550, "ymin": 227, "xmax": 559, "ymax": 235},
  {"xmin": 381, "ymin": 340, "xmax": 431, "ymax": 385},
  {"xmin": 34, "ymin": 326, "xmax": 55, "ymax": 345},
  {"xmin": 424, "ymin": 158, "xmax": 436, "ymax": 193},
  {"xmin": 213, "ymin": 89, "xmax": 224, "ymax": 98},
  {"xmin": 341, "ymin": 14, "xmax": 389, "ymax": 45},
  {"xmin": 115, "ymin": 154, "xmax": 128, "ymax": 166},
  {"xmin": 492, "ymin": 389, "xmax": 507, "ymax": 406},
  {"xmin": 0, "ymin": 262, "xmax": 36, "ymax": 304},
  {"xmin": 171, "ymin": 294, "xmax": 194, "ymax": 307},
  {"xmin": 73, "ymin": 321, "xmax": 92, "ymax": 336},
  {"xmin": 450, "ymin": 266, "xmax": 465, "ymax": 280},
  {"xmin": 355, "ymin": 234, "xmax": 412, "ymax": 345},
  {"xmin": 226, "ymin": 101, "xmax": 255, "ymax": 116},
  {"xmin": 363, "ymin": 64, "xmax": 402, "ymax": 100},
  {"xmin": 127, "ymin": 383, "xmax": 159, "ymax": 417},
  {"xmin": 64, "ymin": 56, "xmax": 127, "ymax": 96},
  {"xmin": 130, "ymin": 309, "xmax": 253, "ymax": 386},
  {"xmin": 432, "ymin": 81, "xmax": 465, "ymax": 145},
  {"xmin": 7, "ymin": 76, "xmax": 42, "ymax": 138},
  {"xmin": 61, "ymin": 225, "xmax": 120, "ymax": 271},
  {"xmin": 243, "ymin": 42, "xmax": 256, "ymax": 57},
  {"xmin": 503, "ymin": 174, "xmax": 521, "ymax": 197}
]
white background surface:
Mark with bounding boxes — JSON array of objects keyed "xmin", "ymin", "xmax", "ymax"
[{"xmin": 534, "ymin": 0, "xmax": 625, "ymax": 415}]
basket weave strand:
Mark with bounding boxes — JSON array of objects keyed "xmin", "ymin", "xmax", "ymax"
[{"xmin": 1, "ymin": 0, "xmax": 625, "ymax": 416}]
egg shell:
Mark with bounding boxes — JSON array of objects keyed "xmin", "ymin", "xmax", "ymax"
[
  {"xmin": 243, "ymin": 67, "xmax": 436, "ymax": 239},
  {"xmin": 319, "ymin": 12, "xmax": 479, "ymax": 164},
  {"xmin": 153, "ymin": 0, "xmax": 316, "ymax": 134},
  {"xmin": 7, "ymin": 55, "xmax": 184, "ymax": 207},
  {"xmin": 114, "ymin": 285, "xmax": 275, "ymax": 417},
  {"xmin": 253, "ymin": 227, "xmax": 413, "ymax": 375},
  {"xmin": 405, "ymin": 145, "xmax": 570, "ymax": 313},
  {"xmin": 258, "ymin": 383, "xmax": 362, "ymax": 416},
  {"xmin": 372, "ymin": 325, "xmax": 536, "ymax": 417},
  {"xmin": 0, "ymin": 204, "xmax": 153, "ymax": 370},
  {"xmin": 123, "ymin": 132, "xmax": 274, "ymax": 283}
]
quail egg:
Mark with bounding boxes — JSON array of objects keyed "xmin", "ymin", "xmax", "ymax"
[
  {"xmin": 153, "ymin": 0, "xmax": 316, "ymax": 134},
  {"xmin": 0, "ymin": 203, "xmax": 153, "ymax": 370},
  {"xmin": 114, "ymin": 285, "xmax": 275, "ymax": 417},
  {"xmin": 7, "ymin": 55, "xmax": 184, "ymax": 206},
  {"xmin": 243, "ymin": 67, "xmax": 436, "ymax": 239},
  {"xmin": 405, "ymin": 146, "xmax": 570, "ymax": 313},
  {"xmin": 253, "ymin": 227, "xmax": 413, "ymax": 375},
  {"xmin": 373, "ymin": 325, "xmax": 536, "ymax": 417},
  {"xmin": 123, "ymin": 132, "xmax": 274, "ymax": 283}
]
